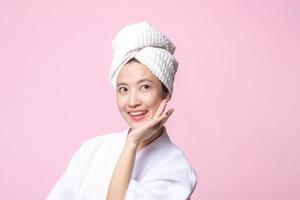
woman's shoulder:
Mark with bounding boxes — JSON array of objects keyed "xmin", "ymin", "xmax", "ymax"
[
  {"xmin": 80, "ymin": 130, "xmax": 126, "ymax": 150},
  {"xmin": 73, "ymin": 130, "xmax": 126, "ymax": 162},
  {"xmin": 145, "ymin": 139, "xmax": 198, "ymax": 191},
  {"xmin": 153, "ymin": 137, "xmax": 198, "ymax": 183},
  {"xmin": 164, "ymin": 142, "xmax": 196, "ymax": 171}
]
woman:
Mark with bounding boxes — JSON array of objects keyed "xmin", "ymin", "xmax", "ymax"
[{"xmin": 47, "ymin": 22, "xmax": 197, "ymax": 200}]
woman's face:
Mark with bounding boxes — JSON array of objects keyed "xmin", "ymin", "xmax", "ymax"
[{"xmin": 116, "ymin": 61, "xmax": 168, "ymax": 129}]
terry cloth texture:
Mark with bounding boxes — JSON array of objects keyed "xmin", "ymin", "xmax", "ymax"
[
  {"xmin": 109, "ymin": 22, "xmax": 178, "ymax": 94},
  {"xmin": 46, "ymin": 128, "xmax": 197, "ymax": 200}
]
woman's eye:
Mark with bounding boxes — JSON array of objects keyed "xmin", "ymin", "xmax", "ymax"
[
  {"xmin": 118, "ymin": 87, "xmax": 128, "ymax": 94},
  {"xmin": 141, "ymin": 85, "xmax": 150, "ymax": 91}
]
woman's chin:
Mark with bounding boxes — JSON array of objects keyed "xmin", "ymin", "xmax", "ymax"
[
  {"xmin": 129, "ymin": 121, "xmax": 145, "ymax": 129},
  {"xmin": 128, "ymin": 118, "xmax": 151, "ymax": 129}
]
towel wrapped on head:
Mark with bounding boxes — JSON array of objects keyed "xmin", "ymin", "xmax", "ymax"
[{"xmin": 109, "ymin": 22, "xmax": 178, "ymax": 94}]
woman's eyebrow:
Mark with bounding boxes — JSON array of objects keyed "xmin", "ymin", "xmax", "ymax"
[
  {"xmin": 117, "ymin": 79, "xmax": 152, "ymax": 87},
  {"xmin": 116, "ymin": 82, "xmax": 128, "ymax": 87},
  {"xmin": 137, "ymin": 78, "xmax": 153, "ymax": 84}
]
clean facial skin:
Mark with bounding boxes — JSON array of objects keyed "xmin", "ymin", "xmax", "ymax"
[{"xmin": 116, "ymin": 61, "xmax": 170, "ymax": 129}]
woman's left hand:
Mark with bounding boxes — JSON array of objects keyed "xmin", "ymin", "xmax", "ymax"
[{"xmin": 126, "ymin": 99, "xmax": 174, "ymax": 146}]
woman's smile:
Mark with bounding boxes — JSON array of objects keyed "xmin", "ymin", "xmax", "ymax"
[{"xmin": 128, "ymin": 110, "xmax": 148, "ymax": 121}]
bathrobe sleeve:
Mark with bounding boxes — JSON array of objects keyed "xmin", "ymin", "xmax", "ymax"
[
  {"xmin": 125, "ymin": 158, "xmax": 197, "ymax": 200},
  {"xmin": 46, "ymin": 137, "xmax": 100, "ymax": 200},
  {"xmin": 46, "ymin": 149, "xmax": 81, "ymax": 200}
]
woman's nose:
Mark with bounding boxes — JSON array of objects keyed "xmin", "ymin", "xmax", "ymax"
[{"xmin": 128, "ymin": 92, "xmax": 141, "ymax": 108}]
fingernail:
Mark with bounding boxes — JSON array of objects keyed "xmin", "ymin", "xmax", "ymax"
[{"xmin": 166, "ymin": 109, "xmax": 174, "ymax": 115}]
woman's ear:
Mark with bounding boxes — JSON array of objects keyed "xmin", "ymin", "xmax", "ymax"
[{"xmin": 164, "ymin": 93, "xmax": 171, "ymax": 102}]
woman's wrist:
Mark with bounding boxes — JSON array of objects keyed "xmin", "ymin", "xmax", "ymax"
[{"xmin": 125, "ymin": 137, "xmax": 139, "ymax": 151}]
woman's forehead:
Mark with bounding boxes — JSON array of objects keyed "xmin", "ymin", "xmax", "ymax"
[{"xmin": 116, "ymin": 62, "xmax": 160, "ymax": 84}]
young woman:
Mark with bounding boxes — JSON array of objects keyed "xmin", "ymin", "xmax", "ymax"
[{"xmin": 47, "ymin": 22, "xmax": 197, "ymax": 200}]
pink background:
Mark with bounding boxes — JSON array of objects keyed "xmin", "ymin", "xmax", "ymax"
[{"xmin": 1, "ymin": 0, "xmax": 299, "ymax": 199}]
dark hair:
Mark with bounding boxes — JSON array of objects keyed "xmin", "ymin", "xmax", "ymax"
[
  {"xmin": 126, "ymin": 57, "xmax": 141, "ymax": 64},
  {"xmin": 126, "ymin": 58, "xmax": 169, "ymax": 97}
]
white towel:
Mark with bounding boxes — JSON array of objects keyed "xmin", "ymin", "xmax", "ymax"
[{"xmin": 109, "ymin": 22, "xmax": 178, "ymax": 94}]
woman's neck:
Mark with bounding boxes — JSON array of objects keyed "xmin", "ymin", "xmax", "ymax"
[{"xmin": 137, "ymin": 127, "xmax": 165, "ymax": 152}]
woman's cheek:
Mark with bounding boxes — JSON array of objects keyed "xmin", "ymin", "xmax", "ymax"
[
  {"xmin": 143, "ymin": 92, "xmax": 163, "ymax": 113},
  {"xmin": 143, "ymin": 90, "xmax": 160, "ymax": 103},
  {"xmin": 116, "ymin": 95, "xmax": 127, "ymax": 110}
]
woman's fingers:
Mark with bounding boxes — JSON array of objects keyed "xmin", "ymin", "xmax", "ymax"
[
  {"xmin": 130, "ymin": 109, "xmax": 174, "ymax": 144},
  {"xmin": 153, "ymin": 99, "xmax": 168, "ymax": 119},
  {"xmin": 159, "ymin": 108, "xmax": 174, "ymax": 126},
  {"xmin": 150, "ymin": 108, "xmax": 174, "ymax": 128},
  {"xmin": 151, "ymin": 109, "xmax": 174, "ymax": 134}
]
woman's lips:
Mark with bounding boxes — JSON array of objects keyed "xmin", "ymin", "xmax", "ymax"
[{"xmin": 128, "ymin": 110, "xmax": 148, "ymax": 121}]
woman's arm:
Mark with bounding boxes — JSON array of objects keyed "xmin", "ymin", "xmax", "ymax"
[
  {"xmin": 106, "ymin": 99, "xmax": 173, "ymax": 200},
  {"xmin": 106, "ymin": 135, "xmax": 138, "ymax": 200}
]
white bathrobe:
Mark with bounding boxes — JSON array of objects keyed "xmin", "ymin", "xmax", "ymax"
[{"xmin": 46, "ymin": 128, "xmax": 197, "ymax": 200}]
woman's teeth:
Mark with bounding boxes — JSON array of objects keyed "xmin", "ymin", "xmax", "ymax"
[
  {"xmin": 128, "ymin": 110, "xmax": 148, "ymax": 121},
  {"xmin": 129, "ymin": 111, "xmax": 147, "ymax": 116}
]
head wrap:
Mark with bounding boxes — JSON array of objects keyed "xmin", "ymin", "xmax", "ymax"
[{"xmin": 109, "ymin": 22, "xmax": 178, "ymax": 94}]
